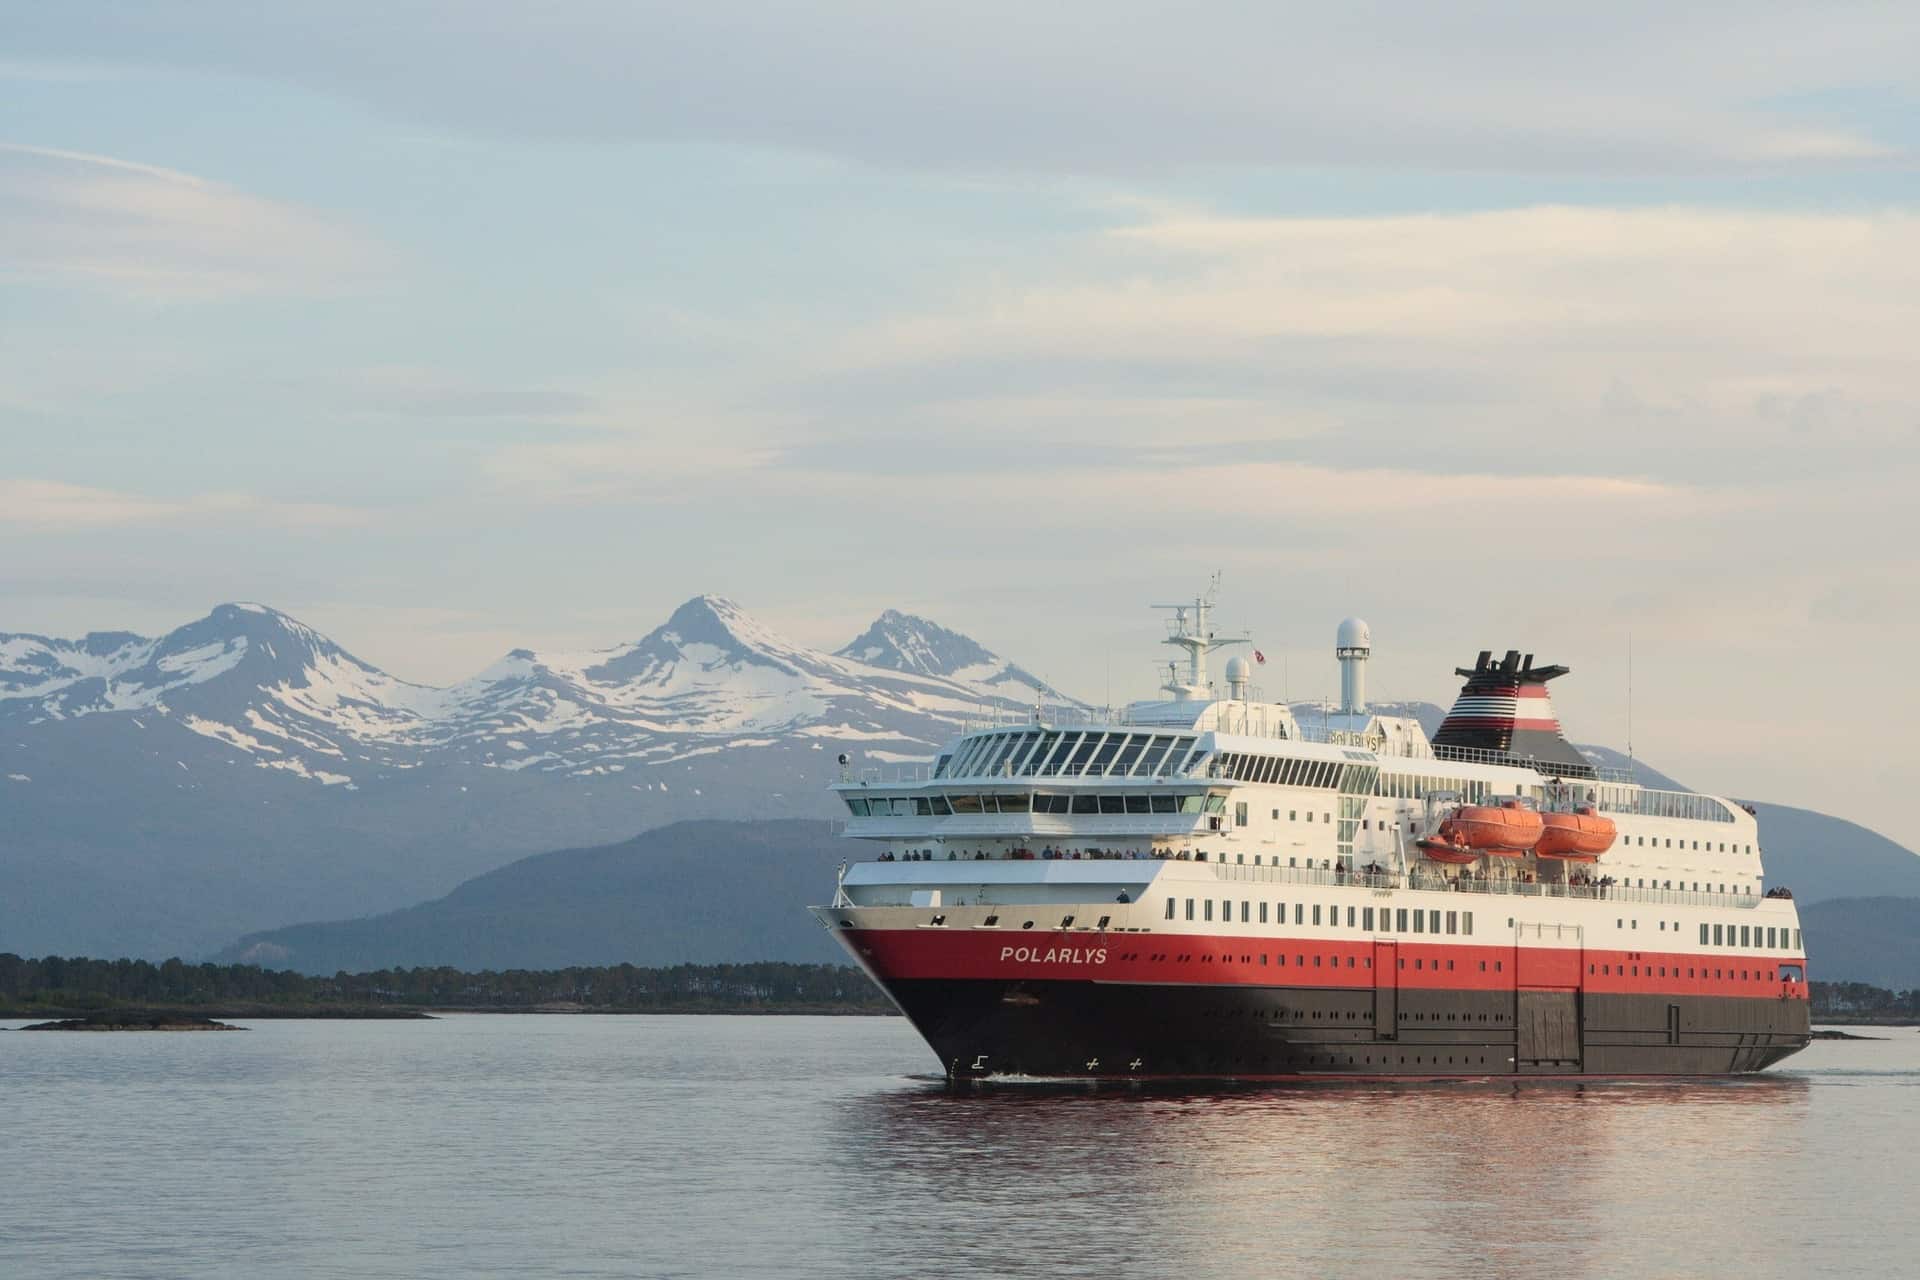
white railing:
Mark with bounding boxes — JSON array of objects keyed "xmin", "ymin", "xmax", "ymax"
[{"xmin": 1207, "ymin": 861, "xmax": 1765, "ymax": 910}]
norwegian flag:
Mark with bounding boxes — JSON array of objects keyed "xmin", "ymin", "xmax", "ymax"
[{"xmin": 1253, "ymin": 649, "xmax": 1266, "ymax": 664}]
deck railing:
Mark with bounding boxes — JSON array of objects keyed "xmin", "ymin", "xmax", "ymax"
[{"xmin": 1207, "ymin": 861, "xmax": 1765, "ymax": 910}]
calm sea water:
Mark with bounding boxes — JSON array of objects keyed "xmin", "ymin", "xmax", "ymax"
[{"xmin": 2, "ymin": 1015, "xmax": 1914, "ymax": 1279}]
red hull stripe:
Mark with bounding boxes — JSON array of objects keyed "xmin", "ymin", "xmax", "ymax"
[{"xmin": 844, "ymin": 929, "xmax": 1809, "ymax": 1002}]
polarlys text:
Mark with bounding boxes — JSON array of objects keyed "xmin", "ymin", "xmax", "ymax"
[{"xmin": 999, "ymin": 946, "xmax": 1107, "ymax": 965}]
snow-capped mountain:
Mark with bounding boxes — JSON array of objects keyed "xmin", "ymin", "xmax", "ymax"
[
  {"xmin": 0, "ymin": 595, "xmax": 1073, "ymax": 788},
  {"xmin": 0, "ymin": 596, "xmax": 1077, "ymax": 960},
  {"xmin": 836, "ymin": 608, "xmax": 1066, "ymax": 700}
]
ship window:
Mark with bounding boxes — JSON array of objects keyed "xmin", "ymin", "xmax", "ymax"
[
  {"xmin": 1741, "ymin": 925, "xmax": 1751, "ymax": 947},
  {"xmin": 948, "ymin": 794, "xmax": 982, "ymax": 814},
  {"xmin": 1429, "ymin": 911, "xmax": 1440, "ymax": 934},
  {"xmin": 845, "ymin": 797, "xmax": 869, "ymax": 816},
  {"xmin": 1165, "ymin": 899, "xmax": 1176, "ymax": 920},
  {"xmin": 1260, "ymin": 903, "xmax": 1269, "ymax": 923},
  {"xmin": 1204, "ymin": 900, "xmax": 1214, "ymax": 921},
  {"xmin": 1296, "ymin": 904, "xmax": 1304, "ymax": 925},
  {"xmin": 1186, "ymin": 899, "xmax": 1195, "ymax": 921},
  {"xmin": 1241, "ymin": 902, "xmax": 1250, "ymax": 923},
  {"xmin": 1306, "ymin": 811, "xmax": 1314, "ymax": 822},
  {"xmin": 1179, "ymin": 795, "xmax": 1205, "ymax": 814},
  {"xmin": 1150, "ymin": 795, "xmax": 1177, "ymax": 814},
  {"xmin": 1413, "ymin": 912, "xmax": 1424, "ymax": 934},
  {"xmin": 1347, "ymin": 907, "xmax": 1357, "ymax": 927},
  {"xmin": 1126, "ymin": 795, "xmax": 1151, "ymax": 814},
  {"xmin": 1713, "ymin": 924, "xmax": 1723, "ymax": 945},
  {"xmin": 914, "ymin": 797, "xmax": 934, "ymax": 816},
  {"xmin": 995, "ymin": 793, "xmax": 1031, "ymax": 813},
  {"xmin": 930, "ymin": 795, "xmax": 953, "ymax": 815},
  {"xmin": 1312, "ymin": 905, "xmax": 1322, "ymax": 925},
  {"xmin": 1464, "ymin": 912, "xmax": 1473, "ymax": 935},
  {"xmin": 1070, "ymin": 795, "xmax": 1098, "ymax": 814},
  {"xmin": 1134, "ymin": 736, "xmax": 1173, "ymax": 776},
  {"xmin": 1064, "ymin": 734, "xmax": 1101, "ymax": 774},
  {"xmin": 1205, "ymin": 794, "xmax": 1228, "ymax": 815},
  {"xmin": 1314, "ymin": 955, "xmax": 1322, "ymax": 967},
  {"xmin": 1235, "ymin": 801, "xmax": 1249, "ymax": 827},
  {"xmin": 1363, "ymin": 908, "xmax": 1374, "ymax": 930},
  {"xmin": 1446, "ymin": 912, "xmax": 1458, "ymax": 935},
  {"xmin": 1109, "ymin": 735, "xmax": 1146, "ymax": 775},
  {"xmin": 1397, "ymin": 909, "xmax": 1409, "ymax": 931},
  {"xmin": 1098, "ymin": 795, "xmax": 1123, "ymax": 814},
  {"xmin": 1289, "ymin": 810, "xmax": 1298, "ymax": 821}
]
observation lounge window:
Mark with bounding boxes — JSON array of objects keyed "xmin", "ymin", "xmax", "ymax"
[
  {"xmin": 929, "ymin": 796, "xmax": 952, "ymax": 815},
  {"xmin": 994, "ymin": 794, "xmax": 1031, "ymax": 814},
  {"xmin": 1179, "ymin": 795, "xmax": 1206, "ymax": 814},
  {"xmin": 1070, "ymin": 795, "xmax": 1099, "ymax": 815},
  {"xmin": 1135, "ymin": 736, "xmax": 1175, "ymax": 776},
  {"xmin": 845, "ymin": 797, "xmax": 869, "ymax": 816},
  {"xmin": 948, "ymin": 794, "xmax": 983, "ymax": 815},
  {"xmin": 1088, "ymin": 734, "xmax": 1123, "ymax": 776},
  {"xmin": 1110, "ymin": 735, "xmax": 1146, "ymax": 775},
  {"xmin": 1064, "ymin": 734, "xmax": 1103, "ymax": 776},
  {"xmin": 1125, "ymin": 795, "xmax": 1152, "ymax": 815},
  {"xmin": 1099, "ymin": 795, "xmax": 1125, "ymax": 815},
  {"xmin": 1150, "ymin": 795, "xmax": 1178, "ymax": 814}
]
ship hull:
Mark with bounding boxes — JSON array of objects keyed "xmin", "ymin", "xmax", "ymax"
[
  {"xmin": 820, "ymin": 920, "xmax": 1811, "ymax": 1080},
  {"xmin": 876, "ymin": 976, "xmax": 1809, "ymax": 1080}
]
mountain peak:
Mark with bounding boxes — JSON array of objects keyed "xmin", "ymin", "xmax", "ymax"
[{"xmin": 837, "ymin": 609, "xmax": 997, "ymax": 677}]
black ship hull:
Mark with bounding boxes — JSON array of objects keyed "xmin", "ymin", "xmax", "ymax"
[{"xmin": 879, "ymin": 977, "xmax": 1811, "ymax": 1080}]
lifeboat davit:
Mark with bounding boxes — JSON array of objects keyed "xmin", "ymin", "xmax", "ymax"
[
  {"xmin": 1534, "ymin": 806, "xmax": 1616, "ymax": 860},
  {"xmin": 1433, "ymin": 801, "xmax": 1543, "ymax": 858}
]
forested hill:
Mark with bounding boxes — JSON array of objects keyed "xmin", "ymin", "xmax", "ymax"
[{"xmin": 0, "ymin": 954, "xmax": 889, "ymax": 1016}]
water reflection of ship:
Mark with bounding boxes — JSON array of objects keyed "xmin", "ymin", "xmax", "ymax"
[{"xmin": 829, "ymin": 1077, "xmax": 1809, "ymax": 1279}]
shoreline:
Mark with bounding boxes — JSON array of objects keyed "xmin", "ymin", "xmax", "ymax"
[{"xmin": 0, "ymin": 1003, "xmax": 896, "ymax": 1021}]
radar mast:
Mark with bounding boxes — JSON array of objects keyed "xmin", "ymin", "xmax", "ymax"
[{"xmin": 1152, "ymin": 572, "xmax": 1249, "ymax": 701}]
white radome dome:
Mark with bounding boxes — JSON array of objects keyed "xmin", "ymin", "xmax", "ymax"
[
  {"xmin": 1336, "ymin": 616, "xmax": 1371, "ymax": 651},
  {"xmin": 1224, "ymin": 655, "xmax": 1251, "ymax": 682}
]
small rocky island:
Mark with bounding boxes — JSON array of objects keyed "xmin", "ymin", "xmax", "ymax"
[{"xmin": 20, "ymin": 1011, "xmax": 243, "ymax": 1032}]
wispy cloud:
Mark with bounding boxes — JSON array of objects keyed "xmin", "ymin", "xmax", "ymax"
[
  {"xmin": 0, "ymin": 480, "xmax": 365, "ymax": 530},
  {"xmin": 0, "ymin": 141, "xmax": 387, "ymax": 298},
  {"xmin": 5, "ymin": 3, "xmax": 1907, "ymax": 176}
]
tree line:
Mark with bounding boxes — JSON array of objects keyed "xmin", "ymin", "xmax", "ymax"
[
  {"xmin": 0, "ymin": 954, "xmax": 890, "ymax": 1012},
  {"xmin": 1809, "ymin": 981, "xmax": 1920, "ymax": 1020}
]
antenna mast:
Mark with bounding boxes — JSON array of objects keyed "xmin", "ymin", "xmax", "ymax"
[
  {"xmin": 1150, "ymin": 572, "xmax": 1247, "ymax": 702},
  {"xmin": 1627, "ymin": 632, "xmax": 1635, "ymax": 781}
]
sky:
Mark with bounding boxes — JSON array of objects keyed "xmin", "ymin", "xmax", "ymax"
[{"xmin": 4, "ymin": 2, "xmax": 1919, "ymax": 837}]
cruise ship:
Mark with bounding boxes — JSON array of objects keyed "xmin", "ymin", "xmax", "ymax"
[{"xmin": 810, "ymin": 588, "xmax": 1811, "ymax": 1080}]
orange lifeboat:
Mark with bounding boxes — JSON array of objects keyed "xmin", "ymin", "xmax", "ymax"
[
  {"xmin": 1417, "ymin": 837, "xmax": 1479, "ymax": 865},
  {"xmin": 1534, "ymin": 806, "xmax": 1616, "ymax": 860},
  {"xmin": 1435, "ymin": 801, "xmax": 1543, "ymax": 858}
]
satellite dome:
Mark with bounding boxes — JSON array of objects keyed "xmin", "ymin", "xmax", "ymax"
[
  {"xmin": 1336, "ymin": 617, "xmax": 1371, "ymax": 651},
  {"xmin": 1224, "ymin": 655, "xmax": 1251, "ymax": 682}
]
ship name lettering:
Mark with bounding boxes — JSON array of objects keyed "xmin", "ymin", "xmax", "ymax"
[{"xmin": 999, "ymin": 946, "xmax": 1108, "ymax": 965}]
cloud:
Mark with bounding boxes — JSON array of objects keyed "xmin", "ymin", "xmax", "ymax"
[
  {"xmin": 6, "ymin": 3, "xmax": 1909, "ymax": 176},
  {"xmin": 0, "ymin": 480, "xmax": 365, "ymax": 530},
  {"xmin": 0, "ymin": 142, "xmax": 386, "ymax": 298}
]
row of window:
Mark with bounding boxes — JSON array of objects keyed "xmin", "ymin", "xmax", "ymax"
[
  {"xmin": 1377, "ymin": 773, "xmax": 1498, "ymax": 802},
  {"xmin": 1164, "ymin": 898, "xmax": 1475, "ymax": 937},
  {"xmin": 1594, "ymin": 785, "xmax": 1735, "ymax": 824},
  {"xmin": 1593, "ymin": 962, "xmax": 1800, "ymax": 983},
  {"xmin": 1210, "ymin": 752, "xmax": 1369, "ymax": 792},
  {"xmin": 935, "ymin": 730, "xmax": 1200, "ymax": 781},
  {"xmin": 1701, "ymin": 923, "xmax": 1801, "ymax": 950},
  {"xmin": 846, "ymin": 791, "xmax": 1227, "ymax": 818},
  {"xmin": 1621, "ymin": 835, "xmax": 1755, "ymax": 855}
]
